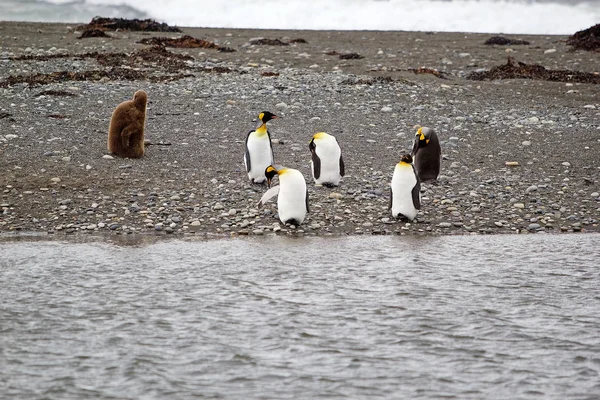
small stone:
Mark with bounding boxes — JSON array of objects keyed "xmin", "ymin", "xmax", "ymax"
[
  {"xmin": 544, "ymin": 48, "xmax": 557, "ymax": 54},
  {"xmin": 591, "ymin": 192, "xmax": 599, "ymax": 198},
  {"xmin": 85, "ymin": 165, "xmax": 92, "ymax": 170},
  {"xmin": 191, "ymin": 220, "xmax": 201, "ymax": 226},
  {"xmin": 50, "ymin": 177, "xmax": 61, "ymax": 183},
  {"xmin": 526, "ymin": 185, "xmax": 538, "ymax": 193},
  {"xmin": 214, "ymin": 202, "xmax": 224, "ymax": 210},
  {"xmin": 102, "ymin": 154, "xmax": 114, "ymax": 159},
  {"xmin": 329, "ymin": 192, "xmax": 343, "ymax": 199},
  {"xmin": 494, "ymin": 221, "xmax": 503, "ymax": 227},
  {"xmin": 522, "ymin": 140, "xmax": 531, "ymax": 147},
  {"xmin": 528, "ymin": 223, "xmax": 541, "ymax": 230},
  {"xmin": 583, "ymin": 104, "xmax": 596, "ymax": 109},
  {"xmin": 514, "ymin": 203, "xmax": 525, "ymax": 209},
  {"xmin": 562, "ymin": 162, "xmax": 571, "ymax": 167},
  {"xmin": 505, "ymin": 161, "xmax": 519, "ymax": 166},
  {"xmin": 155, "ymin": 225, "xmax": 164, "ymax": 231},
  {"xmin": 381, "ymin": 106, "xmax": 393, "ymax": 113},
  {"xmin": 229, "ymin": 209, "xmax": 237, "ymax": 216},
  {"xmin": 438, "ymin": 222, "xmax": 452, "ymax": 228},
  {"xmin": 362, "ymin": 222, "xmax": 373, "ymax": 227}
]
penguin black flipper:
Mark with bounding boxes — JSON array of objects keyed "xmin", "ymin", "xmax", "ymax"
[
  {"xmin": 309, "ymin": 139, "xmax": 321, "ymax": 180},
  {"xmin": 412, "ymin": 168, "xmax": 421, "ymax": 210},
  {"xmin": 388, "ymin": 190, "xmax": 392, "ymax": 210},
  {"xmin": 339, "ymin": 154, "xmax": 345, "ymax": 177},
  {"xmin": 244, "ymin": 130, "xmax": 253, "ymax": 173},
  {"xmin": 267, "ymin": 128, "xmax": 275, "ymax": 162},
  {"xmin": 305, "ymin": 189, "xmax": 310, "ymax": 213}
]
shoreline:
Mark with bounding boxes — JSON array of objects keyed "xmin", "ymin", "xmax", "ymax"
[{"xmin": 1, "ymin": 22, "xmax": 599, "ymax": 238}]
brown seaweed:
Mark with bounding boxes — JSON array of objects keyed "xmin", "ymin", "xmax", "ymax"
[
  {"xmin": 249, "ymin": 38, "xmax": 289, "ymax": 46},
  {"xmin": 36, "ymin": 90, "xmax": 78, "ymax": 97},
  {"xmin": 138, "ymin": 35, "xmax": 235, "ymax": 52},
  {"xmin": 0, "ymin": 68, "xmax": 192, "ymax": 88},
  {"xmin": 261, "ymin": 72, "xmax": 280, "ymax": 77},
  {"xmin": 484, "ymin": 36, "xmax": 530, "ymax": 46},
  {"xmin": 77, "ymin": 17, "xmax": 181, "ymax": 32},
  {"xmin": 567, "ymin": 24, "xmax": 600, "ymax": 52},
  {"xmin": 408, "ymin": 67, "xmax": 448, "ymax": 79},
  {"xmin": 340, "ymin": 76, "xmax": 394, "ymax": 85},
  {"xmin": 467, "ymin": 57, "xmax": 600, "ymax": 84},
  {"xmin": 289, "ymin": 38, "xmax": 308, "ymax": 44},
  {"xmin": 326, "ymin": 51, "xmax": 364, "ymax": 60},
  {"xmin": 78, "ymin": 29, "xmax": 111, "ymax": 39}
]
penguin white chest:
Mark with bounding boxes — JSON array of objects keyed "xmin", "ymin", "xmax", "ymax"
[
  {"xmin": 245, "ymin": 133, "xmax": 273, "ymax": 182},
  {"xmin": 278, "ymin": 170, "xmax": 307, "ymax": 225},
  {"xmin": 391, "ymin": 165, "xmax": 419, "ymax": 220}
]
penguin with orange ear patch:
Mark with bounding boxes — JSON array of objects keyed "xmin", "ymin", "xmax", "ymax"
[
  {"xmin": 390, "ymin": 154, "xmax": 421, "ymax": 221},
  {"xmin": 107, "ymin": 90, "xmax": 148, "ymax": 158},
  {"xmin": 411, "ymin": 125, "xmax": 441, "ymax": 182}
]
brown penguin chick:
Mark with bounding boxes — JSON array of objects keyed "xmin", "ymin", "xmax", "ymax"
[{"xmin": 107, "ymin": 90, "xmax": 148, "ymax": 158}]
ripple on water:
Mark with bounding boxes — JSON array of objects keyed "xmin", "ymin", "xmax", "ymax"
[{"xmin": 1, "ymin": 234, "xmax": 599, "ymax": 399}]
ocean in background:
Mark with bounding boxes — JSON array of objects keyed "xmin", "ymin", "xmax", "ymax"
[{"xmin": 0, "ymin": 0, "xmax": 599, "ymax": 34}]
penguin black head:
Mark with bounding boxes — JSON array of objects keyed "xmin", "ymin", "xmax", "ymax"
[
  {"xmin": 265, "ymin": 165, "xmax": 279, "ymax": 187},
  {"xmin": 400, "ymin": 154, "xmax": 413, "ymax": 164},
  {"xmin": 259, "ymin": 111, "xmax": 279, "ymax": 124}
]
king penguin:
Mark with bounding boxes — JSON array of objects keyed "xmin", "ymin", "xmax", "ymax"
[
  {"xmin": 411, "ymin": 125, "xmax": 441, "ymax": 182},
  {"xmin": 390, "ymin": 154, "xmax": 421, "ymax": 221},
  {"xmin": 244, "ymin": 111, "xmax": 279, "ymax": 183},
  {"xmin": 309, "ymin": 132, "xmax": 345, "ymax": 187},
  {"xmin": 258, "ymin": 165, "xmax": 309, "ymax": 226}
]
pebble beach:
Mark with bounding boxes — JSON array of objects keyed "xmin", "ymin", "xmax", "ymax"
[{"xmin": 0, "ymin": 21, "xmax": 599, "ymax": 237}]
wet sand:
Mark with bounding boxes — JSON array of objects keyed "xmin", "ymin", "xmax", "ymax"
[{"xmin": 0, "ymin": 21, "xmax": 598, "ymax": 237}]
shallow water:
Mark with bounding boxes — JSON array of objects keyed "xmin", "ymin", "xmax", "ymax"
[{"xmin": 1, "ymin": 234, "xmax": 600, "ymax": 399}]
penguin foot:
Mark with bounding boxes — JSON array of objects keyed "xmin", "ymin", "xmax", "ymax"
[
  {"xmin": 322, "ymin": 182, "xmax": 338, "ymax": 188},
  {"xmin": 285, "ymin": 219, "xmax": 301, "ymax": 226}
]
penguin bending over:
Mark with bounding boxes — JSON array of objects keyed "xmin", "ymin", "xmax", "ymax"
[
  {"xmin": 411, "ymin": 126, "xmax": 441, "ymax": 182},
  {"xmin": 309, "ymin": 132, "xmax": 345, "ymax": 187},
  {"xmin": 244, "ymin": 111, "xmax": 278, "ymax": 184},
  {"xmin": 107, "ymin": 90, "xmax": 147, "ymax": 158},
  {"xmin": 390, "ymin": 154, "xmax": 421, "ymax": 221},
  {"xmin": 258, "ymin": 165, "xmax": 309, "ymax": 226}
]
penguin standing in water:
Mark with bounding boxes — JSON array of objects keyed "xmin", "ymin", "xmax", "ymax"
[
  {"xmin": 258, "ymin": 165, "xmax": 309, "ymax": 226},
  {"xmin": 244, "ymin": 111, "xmax": 279, "ymax": 183},
  {"xmin": 390, "ymin": 154, "xmax": 421, "ymax": 221},
  {"xmin": 309, "ymin": 132, "xmax": 345, "ymax": 187},
  {"xmin": 411, "ymin": 125, "xmax": 441, "ymax": 182}
]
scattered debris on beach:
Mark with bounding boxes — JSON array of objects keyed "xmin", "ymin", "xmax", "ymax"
[
  {"xmin": 36, "ymin": 90, "xmax": 78, "ymax": 97},
  {"xmin": 567, "ymin": 23, "xmax": 600, "ymax": 52},
  {"xmin": 48, "ymin": 114, "xmax": 69, "ymax": 119},
  {"xmin": 467, "ymin": 57, "xmax": 600, "ymax": 84},
  {"xmin": 484, "ymin": 36, "xmax": 530, "ymax": 46},
  {"xmin": 138, "ymin": 35, "xmax": 235, "ymax": 52},
  {"xmin": 77, "ymin": 17, "xmax": 181, "ymax": 32},
  {"xmin": 289, "ymin": 38, "xmax": 308, "ymax": 44},
  {"xmin": 249, "ymin": 38, "xmax": 289, "ymax": 46},
  {"xmin": 0, "ymin": 112, "xmax": 13, "ymax": 120},
  {"xmin": 78, "ymin": 29, "xmax": 111, "ymax": 39},
  {"xmin": 326, "ymin": 51, "xmax": 364, "ymax": 60},
  {"xmin": 261, "ymin": 72, "xmax": 280, "ymax": 77}
]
